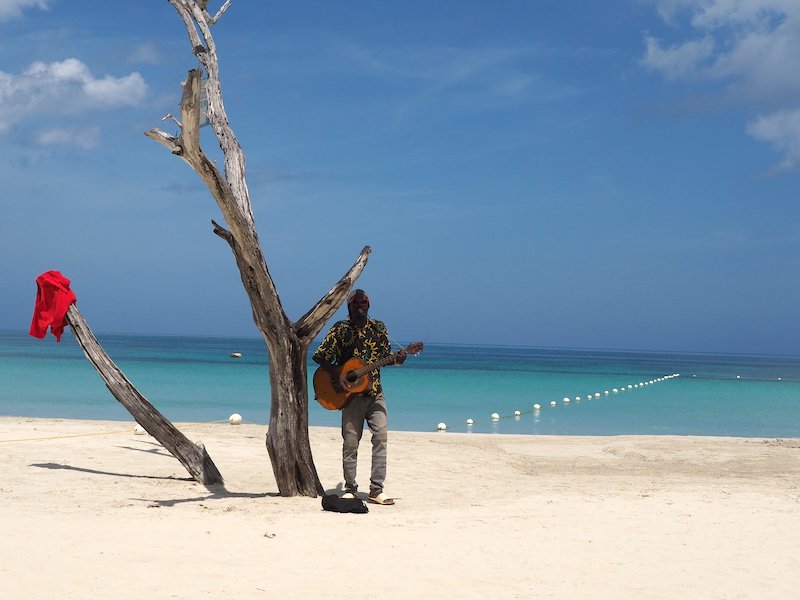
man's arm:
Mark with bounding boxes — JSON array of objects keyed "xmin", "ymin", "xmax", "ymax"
[
  {"xmin": 312, "ymin": 355, "xmax": 344, "ymax": 391},
  {"xmin": 375, "ymin": 321, "xmax": 406, "ymax": 365},
  {"xmin": 313, "ymin": 327, "xmax": 344, "ymax": 391}
]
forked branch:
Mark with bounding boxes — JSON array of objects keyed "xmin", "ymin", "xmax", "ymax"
[{"xmin": 295, "ymin": 246, "xmax": 372, "ymax": 340}]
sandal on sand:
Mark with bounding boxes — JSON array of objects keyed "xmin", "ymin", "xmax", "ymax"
[{"xmin": 368, "ymin": 491, "xmax": 395, "ymax": 505}]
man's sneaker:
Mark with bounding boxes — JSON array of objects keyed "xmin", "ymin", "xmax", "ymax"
[{"xmin": 341, "ymin": 491, "xmax": 357, "ymax": 499}]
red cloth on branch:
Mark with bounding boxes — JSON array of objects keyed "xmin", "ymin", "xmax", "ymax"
[{"xmin": 30, "ymin": 271, "xmax": 77, "ymax": 342}]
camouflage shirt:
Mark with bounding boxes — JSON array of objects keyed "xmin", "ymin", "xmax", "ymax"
[{"xmin": 313, "ymin": 318, "xmax": 392, "ymax": 397}]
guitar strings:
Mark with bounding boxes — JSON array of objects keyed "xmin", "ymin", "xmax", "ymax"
[{"xmin": 389, "ymin": 335, "xmax": 421, "ymax": 356}]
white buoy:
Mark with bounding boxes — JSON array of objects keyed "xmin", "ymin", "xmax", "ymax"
[
  {"xmin": 604, "ymin": 390, "xmax": 609, "ymax": 395},
  {"xmin": 134, "ymin": 424, "xmax": 146, "ymax": 435},
  {"xmin": 514, "ymin": 410, "xmax": 521, "ymax": 416},
  {"xmin": 736, "ymin": 375, "xmax": 741, "ymax": 379},
  {"xmin": 575, "ymin": 397, "xmax": 580, "ymax": 402},
  {"xmin": 594, "ymin": 392, "xmax": 601, "ymax": 398},
  {"xmin": 229, "ymin": 413, "xmax": 243, "ymax": 425},
  {"xmin": 563, "ymin": 398, "xmax": 570, "ymax": 404},
  {"xmin": 466, "ymin": 418, "xmax": 474, "ymax": 425},
  {"xmin": 612, "ymin": 388, "xmax": 618, "ymax": 394},
  {"xmin": 627, "ymin": 385, "xmax": 632, "ymax": 389},
  {"xmin": 550, "ymin": 400, "xmax": 557, "ymax": 406},
  {"xmin": 533, "ymin": 404, "xmax": 541, "ymax": 410},
  {"xmin": 491, "ymin": 412, "xmax": 500, "ymax": 420},
  {"xmin": 586, "ymin": 395, "xmax": 592, "ymax": 400},
  {"xmin": 437, "ymin": 422, "xmax": 447, "ymax": 431}
]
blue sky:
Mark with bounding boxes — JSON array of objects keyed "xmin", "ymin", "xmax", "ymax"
[{"xmin": 2, "ymin": 0, "xmax": 799, "ymax": 354}]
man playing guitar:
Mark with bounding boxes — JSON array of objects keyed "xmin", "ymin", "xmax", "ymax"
[{"xmin": 313, "ymin": 289, "xmax": 406, "ymax": 505}]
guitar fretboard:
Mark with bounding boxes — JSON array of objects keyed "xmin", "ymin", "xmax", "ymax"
[{"xmin": 351, "ymin": 352, "xmax": 402, "ymax": 378}]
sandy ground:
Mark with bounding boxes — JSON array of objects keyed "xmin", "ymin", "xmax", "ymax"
[{"xmin": 0, "ymin": 416, "xmax": 798, "ymax": 599}]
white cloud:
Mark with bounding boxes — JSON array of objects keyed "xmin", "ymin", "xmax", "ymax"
[
  {"xmin": 0, "ymin": 0, "xmax": 49, "ymax": 22},
  {"xmin": 641, "ymin": 35, "xmax": 715, "ymax": 80},
  {"xmin": 643, "ymin": 0, "xmax": 696, "ymax": 24},
  {"xmin": 0, "ymin": 58, "xmax": 148, "ymax": 134},
  {"xmin": 644, "ymin": 0, "xmax": 799, "ymax": 26},
  {"xmin": 640, "ymin": 0, "xmax": 800, "ymax": 170},
  {"xmin": 84, "ymin": 72, "xmax": 148, "ymax": 105},
  {"xmin": 36, "ymin": 126, "xmax": 101, "ymax": 150},
  {"xmin": 747, "ymin": 109, "xmax": 800, "ymax": 170},
  {"xmin": 686, "ymin": 0, "xmax": 798, "ymax": 28}
]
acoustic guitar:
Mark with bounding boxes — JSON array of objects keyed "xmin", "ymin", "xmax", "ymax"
[{"xmin": 313, "ymin": 342, "xmax": 424, "ymax": 410}]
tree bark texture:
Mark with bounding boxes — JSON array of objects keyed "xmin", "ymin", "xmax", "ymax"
[
  {"xmin": 147, "ymin": 1, "xmax": 370, "ymax": 496},
  {"xmin": 65, "ymin": 305, "xmax": 224, "ymax": 486}
]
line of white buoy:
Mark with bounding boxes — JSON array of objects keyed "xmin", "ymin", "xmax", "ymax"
[{"xmin": 435, "ymin": 373, "xmax": 681, "ymax": 432}]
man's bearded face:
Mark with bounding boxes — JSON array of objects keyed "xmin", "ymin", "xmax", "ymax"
[{"xmin": 348, "ymin": 293, "xmax": 369, "ymax": 318}]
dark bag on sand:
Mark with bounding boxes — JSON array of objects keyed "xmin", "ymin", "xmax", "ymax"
[{"xmin": 322, "ymin": 494, "xmax": 369, "ymax": 514}]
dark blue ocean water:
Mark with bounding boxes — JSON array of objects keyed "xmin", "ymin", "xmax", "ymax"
[{"xmin": 1, "ymin": 330, "xmax": 799, "ymax": 437}]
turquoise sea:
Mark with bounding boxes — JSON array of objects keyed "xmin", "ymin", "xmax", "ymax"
[{"xmin": 1, "ymin": 329, "xmax": 799, "ymax": 437}]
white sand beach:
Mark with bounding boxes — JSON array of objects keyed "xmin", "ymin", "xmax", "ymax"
[{"xmin": 0, "ymin": 416, "xmax": 798, "ymax": 599}]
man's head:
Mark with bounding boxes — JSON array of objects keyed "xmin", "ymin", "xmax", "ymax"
[{"xmin": 347, "ymin": 289, "xmax": 370, "ymax": 321}]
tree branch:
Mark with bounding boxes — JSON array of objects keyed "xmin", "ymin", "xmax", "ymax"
[
  {"xmin": 208, "ymin": 0, "xmax": 231, "ymax": 24},
  {"xmin": 66, "ymin": 304, "xmax": 224, "ymax": 486},
  {"xmin": 169, "ymin": 0, "xmax": 204, "ymax": 50},
  {"xmin": 161, "ymin": 113, "xmax": 182, "ymax": 128},
  {"xmin": 160, "ymin": 2, "xmax": 285, "ymax": 339},
  {"xmin": 179, "ymin": 68, "xmax": 202, "ymax": 158},
  {"xmin": 294, "ymin": 246, "xmax": 372, "ymax": 340},
  {"xmin": 211, "ymin": 219, "xmax": 233, "ymax": 243},
  {"xmin": 182, "ymin": 1, "xmax": 253, "ymax": 227},
  {"xmin": 144, "ymin": 128, "xmax": 183, "ymax": 156}
]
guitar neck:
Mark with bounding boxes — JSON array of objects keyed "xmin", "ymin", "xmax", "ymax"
[{"xmin": 351, "ymin": 352, "xmax": 402, "ymax": 378}]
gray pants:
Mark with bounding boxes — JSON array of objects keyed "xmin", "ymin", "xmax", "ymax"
[{"xmin": 341, "ymin": 394, "xmax": 387, "ymax": 494}]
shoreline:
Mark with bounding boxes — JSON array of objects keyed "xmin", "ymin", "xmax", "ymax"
[
  {"xmin": 2, "ymin": 412, "xmax": 797, "ymax": 439},
  {"xmin": 2, "ymin": 416, "xmax": 798, "ymax": 598}
]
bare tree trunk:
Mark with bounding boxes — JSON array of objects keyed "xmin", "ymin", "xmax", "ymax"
[
  {"xmin": 146, "ymin": 1, "xmax": 371, "ymax": 496},
  {"xmin": 264, "ymin": 334, "xmax": 320, "ymax": 496},
  {"xmin": 66, "ymin": 304, "xmax": 224, "ymax": 486}
]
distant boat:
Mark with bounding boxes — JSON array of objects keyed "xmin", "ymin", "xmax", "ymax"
[{"xmin": 230, "ymin": 352, "xmax": 242, "ymax": 358}]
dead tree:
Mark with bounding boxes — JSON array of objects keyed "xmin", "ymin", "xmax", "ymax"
[
  {"xmin": 66, "ymin": 304, "xmax": 224, "ymax": 486},
  {"xmin": 146, "ymin": 0, "xmax": 369, "ymax": 496}
]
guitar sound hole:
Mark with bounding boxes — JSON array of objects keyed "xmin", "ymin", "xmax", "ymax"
[{"xmin": 345, "ymin": 372, "xmax": 357, "ymax": 383}]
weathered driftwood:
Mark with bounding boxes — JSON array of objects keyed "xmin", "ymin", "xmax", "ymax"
[
  {"xmin": 66, "ymin": 304, "xmax": 224, "ymax": 486},
  {"xmin": 146, "ymin": 0, "xmax": 369, "ymax": 496}
]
